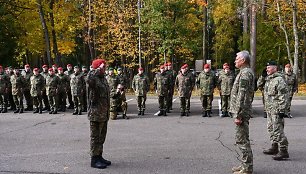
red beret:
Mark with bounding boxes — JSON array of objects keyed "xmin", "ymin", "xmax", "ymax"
[
  {"xmin": 160, "ymin": 65, "xmax": 165, "ymax": 69},
  {"xmin": 67, "ymin": 64, "xmax": 72, "ymax": 67},
  {"xmin": 42, "ymin": 65, "xmax": 48, "ymax": 68},
  {"xmin": 181, "ymin": 64, "xmax": 188, "ymax": 69},
  {"xmin": 25, "ymin": 64, "xmax": 30, "ymax": 67},
  {"xmin": 138, "ymin": 67, "xmax": 144, "ymax": 71},
  {"xmin": 204, "ymin": 64, "xmax": 210, "ymax": 69},
  {"xmin": 92, "ymin": 59, "xmax": 106, "ymax": 69},
  {"xmin": 167, "ymin": 62, "xmax": 172, "ymax": 66},
  {"xmin": 52, "ymin": 64, "xmax": 57, "ymax": 67},
  {"xmin": 285, "ymin": 64, "xmax": 291, "ymax": 68},
  {"xmin": 33, "ymin": 68, "xmax": 39, "ymax": 71},
  {"xmin": 48, "ymin": 68, "xmax": 54, "ymax": 71},
  {"xmin": 58, "ymin": 67, "xmax": 63, "ymax": 71}
]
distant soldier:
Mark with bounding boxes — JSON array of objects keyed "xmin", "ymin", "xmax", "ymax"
[
  {"xmin": 46, "ymin": 68, "xmax": 60, "ymax": 114},
  {"xmin": 10, "ymin": 69, "xmax": 25, "ymax": 114},
  {"xmin": 217, "ymin": 63, "xmax": 234, "ymax": 117},
  {"xmin": 284, "ymin": 64, "xmax": 298, "ymax": 118},
  {"xmin": 23, "ymin": 64, "xmax": 33, "ymax": 111},
  {"xmin": 64, "ymin": 64, "xmax": 74, "ymax": 109},
  {"xmin": 57, "ymin": 67, "xmax": 70, "ymax": 112},
  {"xmin": 52, "ymin": 64, "xmax": 58, "ymax": 74},
  {"xmin": 132, "ymin": 67, "xmax": 150, "ymax": 116},
  {"xmin": 175, "ymin": 64, "xmax": 195, "ymax": 116},
  {"xmin": 110, "ymin": 84, "xmax": 128, "ymax": 119},
  {"xmin": 154, "ymin": 65, "xmax": 171, "ymax": 116},
  {"xmin": 196, "ymin": 64, "xmax": 217, "ymax": 117},
  {"xmin": 87, "ymin": 59, "xmax": 111, "ymax": 169},
  {"xmin": 30, "ymin": 68, "xmax": 45, "ymax": 114},
  {"xmin": 5, "ymin": 67, "xmax": 16, "ymax": 111},
  {"xmin": 166, "ymin": 62, "xmax": 177, "ymax": 112},
  {"xmin": 262, "ymin": 61, "xmax": 289, "ymax": 161},
  {"xmin": 70, "ymin": 66, "xmax": 85, "ymax": 115},
  {"xmin": 117, "ymin": 67, "xmax": 128, "ymax": 88},
  {"xmin": 0, "ymin": 65, "xmax": 10, "ymax": 113},
  {"xmin": 106, "ymin": 67, "xmax": 119, "ymax": 119},
  {"xmin": 82, "ymin": 66, "xmax": 89, "ymax": 112},
  {"xmin": 40, "ymin": 65, "xmax": 50, "ymax": 111},
  {"xmin": 257, "ymin": 68, "xmax": 268, "ymax": 118}
]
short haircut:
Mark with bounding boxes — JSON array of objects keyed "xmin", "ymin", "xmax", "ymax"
[{"xmin": 237, "ymin": 50, "xmax": 250, "ymax": 65}]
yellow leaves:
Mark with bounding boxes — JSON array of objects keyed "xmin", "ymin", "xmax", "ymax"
[
  {"xmin": 188, "ymin": 0, "xmax": 208, "ymax": 7},
  {"xmin": 58, "ymin": 41, "xmax": 76, "ymax": 54}
]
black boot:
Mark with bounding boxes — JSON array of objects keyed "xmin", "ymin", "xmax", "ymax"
[
  {"xmin": 186, "ymin": 111, "xmax": 189, "ymax": 117},
  {"xmin": 19, "ymin": 108, "xmax": 23, "ymax": 114},
  {"xmin": 78, "ymin": 110, "xmax": 82, "ymax": 115},
  {"xmin": 14, "ymin": 109, "xmax": 20, "ymax": 113},
  {"xmin": 138, "ymin": 111, "xmax": 142, "ymax": 116},
  {"xmin": 221, "ymin": 111, "xmax": 226, "ymax": 117},
  {"xmin": 263, "ymin": 143, "xmax": 279, "ymax": 155},
  {"xmin": 180, "ymin": 112, "xmax": 185, "ymax": 116},
  {"xmin": 91, "ymin": 156, "xmax": 107, "ymax": 169},
  {"xmin": 157, "ymin": 110, "xmax": 163, "ymax": 116},
  {"xmin": 49, "ymin": 110, "xmax": 54, "ymax": 114},
  {"xmin": 264, "ymin": 112, "xmax": 267, "ymax": 118},
  {"xmin": 0, "ymin": 108, "xmax": 2, "ymax": 113},
  {"xmin": 163, "ymin": 110, "xmax": 167, "ymax": 116},
  {"xmin": 273, "ymin": 149, "xmax": 289, "ymax": 160},
  {"xmin": 52, "ymin": 110, "xmax": 57, "ymax": 114},
  {"xmin": 33, "ymin": 108, "xmax": 39, "ymax": 114},
  {"xmin": 39, "ymin": 108, "xmax": 42, "ymax": 114},
  {"xmin": 166, "ymin": 109, "xmax": 171, "ymax": 113},
  {"xmin": 141, "ymin": 111, "xmax": 144, "ymax": 115},
  {"xmin": 207, "ymin": 110, "xmax": 211, "ymax": 117},
  {"xmin": 73, "ymin": 109, "xmax": 78, "ymax": 115},
  {"xmin": 202, "ymin": 111, "xmax": 207, "ymax": 117},
  {"xmin": 98, "ymin": 155, "xmax": 111, "ymax": 166},
  {"xmin": 1, "ymin": 107, "xmax": 7, "ymax": 113},
  {"xmin": 123, "ymin": 114, "xmax": 129, "ymax": 119}
]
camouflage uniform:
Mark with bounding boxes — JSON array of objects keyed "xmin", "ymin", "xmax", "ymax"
[
  {"xmin": 57, "ymin": 73, "xmax": 70, "ymax": 111},
  {"xmin": 106, "ymin": 73, "xmax": 120, "ymax": 119},
  {"xmin": 7, "ymin": 69, "xmax": 16, "ymax": 110},
  {"xmin": 257, "ymin": 68, "xmax": 268, "ymax": 117},
  {"xmin": 23, "ymin": 70, "xmax": 33, "ymax": 110},
  {"xmin": 30, "ymin": 73, "xmax": 45, "ymax": 113},
  {"xmin": 284, "ymin": 72, "xmax": 297, "ymax": 116},
  {"xmin": 46, "ymin": 74, "xmax": 60, "ymax": 113},
  {"xmin": 132, "ymin": 73, "xmax": 150, "ymax": 115},
  {"xmin": 10, "ymin": 73, "xmax": 25, "ymax": 112},
  {"xmin": 196, "ymin": 70, "xmax": 217, "ymax": 116},
  {"xmin": 70, "ymin": 71, "xmax": 85, "ymax": 115},
  {"xmin": 229, "ymin": 66, "xmax": 254, "ymax": 173},
  {"xmin": 218, "ymin": 70, "xmax": 234, "ymax": 116},
  {"xmin": 110, "ymin": 87, "xmax": 128, "ymax": 119},
  {"xmin": 154, "ymin": 71, "xmax": 171, "ymax": 116},
  {"xmin": 64, "ymin": 69, "xmax": 74, "ymax": 108},
  {"xmin": 81, "ymin": 70, "xmax": 88, "ymax": 112},
  {"xmin": 117, "ymin": 72, "xmax": 128, "ymax": 88},
  {"xmin": 0, "ymin": 71, "xmax": 10, "ymax": 113},
  {"xmin": 166, "ymin": 69, "xmax": 177, "ymax": 111}
]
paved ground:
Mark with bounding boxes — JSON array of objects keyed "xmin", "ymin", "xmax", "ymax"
[{"xmin": 0, "ymin": 96, "xmax": 306, "ymax": 174}]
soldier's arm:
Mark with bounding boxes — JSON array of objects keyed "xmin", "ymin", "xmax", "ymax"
[
  {"xmin": 86, "ymin": 70, "xmax": 97, "ymax": 88},
  {"xmin": 235, "ymin": 72, "xmax": 251, "ymax": 118},
  {"xmin": 277, "ymin": 78, "xmax": 288, "ymax": 113},
  {"xmin": 153, "ymin": 75, "xmax": 157, "ymax": 91}
]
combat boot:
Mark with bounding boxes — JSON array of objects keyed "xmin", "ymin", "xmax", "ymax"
[
  {"xmin": 73, "ymin": 109, "xmax": 78, "ymax": 115},
  {"xmin": 264, "ymin": 112, "xmax": 267, "ymax": 118},
  {"xmin": 52, "ymin": 110, "xmax": 57, "ymax": 114},
  {"xmin": 202, "ymin": 111, "xmax": 207, "ymax": 117},
  {"xmin": 14, "ymin": 109, "xmax": 20, "ymax": 113},
  {"xmin": 49, "ymin": 110, "xmax": 53, "ymax": 114},
  {"xmin": 233, "ymin": 169, "xmax": 252, "ymax": 174},
  {"xmin": 263, "ymin": 143, "xmax": 278, "ymax": 155},
  {"xmin": 91, "ymin": 156, "xmax": 107, "ymax": 169},
  {"xmin": 186, "ymin": 111, "xmax": 189, "ymax": 117},
  {"xmin": 33, "ymin": 108, "xmax": 39, "ymax": 114},
  {"xmin": 138, "ymin": 111, "xmax": 142, "ymax": 116},
  {"xmin": 122, "ymin": 114, "xmax": 129, "ymax": 119},
  {"xmin": 0, "ymin": 108, "xmax": 2, "ymax": 113},
  {"xmin": 232, "ymin": 166, "xmax": 243, "ymax": 172},
  {"xmin": 39, "ymin": 108, "xmax": 42, "ymax": 114},
  {"xmin": 78, "ymin": 110, "xmax": 82, "ymax": 115},
  {"xmin": 1, "ymin": 107, "xmax": 7, "ymax": 113},
  {"xmin": 207, "ymin": 110, "xmax": 211, "ymax": 117},
  {"xmin": 180, "ymin": 112, "xmax": 185, "ymax": 116},
  {"xmin": 141, "ymin": 110, "xmax": 144, "ymax": 115},
  {"xmin": 19, "ymin": 108, "xmax": 23, "ymax": 114},
  {"xmin": 221, "ymin": 111, "xmax": 226, "ymax": 117},
  {"xmin": 157, "ymin": 110, "xmax": 163, "ymax": 116},
  {"xmin": 272, "ymin": 149, "xmax": 289, "ymax": 160},
  {"xmin": 98, "ymin": 154, "xmax": 111, "ymax": 166}
]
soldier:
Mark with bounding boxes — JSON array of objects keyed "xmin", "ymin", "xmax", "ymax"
[
  {"xmin": 110, "ymin": 84, "xmax": 128, "ymax": 119},
  {"xmin": 262, "ymin": 61, "xmax": 289, "ymax": 161},
  {"xmin": 196, "ymin": 64, "xmax": 217, "ymax": 117},
  {"xmin": 82, "ymin": 66, "xmax": 89, "ymax": 112},
  {"xmin": 175, "ymin": 64, "xmax": 195, "ymax": 116},
  {"xmin": 30, "ymin": 68, "xmax": 45, "ymax": 114},
  {"xmin": 6, "ymin": 67, "xmax": 16, "ymax": 111},
  {"xmin": 70, "ymin": 66, "xmax": 85, "ymax": 115},
  {"xmin": 154, "ymin": 65, "xmax": 171, "ymax": 116},
  {"xmin": 57, "ymin": 67, "xmax": 70, "ymax": 112},
  {"xmin": 106, "ymin": 67, "xmax": 119, "ymax": 119},
  {"xmin": 0, "ymin": 65, "xmax": 10, "ymax": 113},
  {"xmin": 11, "ymin": 69, "xmax": 25, "ymax": 114},
  {"xmin": 218, "ymin": 64, "xmax": 234, "ymax": 117},
  {"xmin": 165, "ymin": 62, "xmax": 177, "ymax": 112},
  {"xmin": 230, "ymin": 51, "xmax": 254, "ymax": 174},
  {"xmin": 41, "ymin": 65, "xmax": 50, "ymax": 111},
  {"xmin": 64, "ymin": 64, "xmax": 74, "ymax": 109},
  {"xmin": 46, "ymin": 68, "xmax": 60, "ymax": 114},
  {"xmin": 132, "ymin": 67, "xmax": 150, "ymax": 116},
  {"xmin": 23, "ymin": 64, "xmax": 33, "ymax": 111},
  {"xmin": 257, "ymin": 68, "xmax": 268, "ymax": 118},
  {"xmin": 117, "ymin": 67, "xmax": 128, "ymax": 89},
  {"xmin": 52, "ymin": 64, "xmax": 58, "ymax": 74},
  {"xmin": 284, "ymin": 64, "xmax": 297, "ymax": 118},
  {"xmin": 87, "ymin": 59, "xmax": 111, "ymax": 169}
]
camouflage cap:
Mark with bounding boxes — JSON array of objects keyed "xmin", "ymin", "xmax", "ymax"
[{"xmin": 82, "ymin": 66, "xmax": 87, "ymax": 69}]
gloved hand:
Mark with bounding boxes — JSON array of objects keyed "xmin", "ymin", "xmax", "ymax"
[{"xmin": 278, "ymin": 113, "xmax": 286, "ymax": 118}]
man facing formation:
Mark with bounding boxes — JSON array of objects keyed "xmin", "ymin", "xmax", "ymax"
[
  {"xmin": 284, "ymin": 64, "xmax": 298, "ymax": 118},
  {"xmin": 0, "ymin": 65, "xmax": 10, "ymax": 113},
  {"xmin": 30, "ymin": 68, "xmax": 45, "ymax": 114},
  {"xmin": 70, "ymin": 66, "xmax": 85, "ymax": 115},
  {"xmin": 263, "ymin": 61, "xmax": 289, "ymax": 161}
]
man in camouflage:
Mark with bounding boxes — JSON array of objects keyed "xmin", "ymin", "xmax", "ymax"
[
  {"xmin": 11, "ymin": 69, "xmax": 25, "ymax": 114},
  {"xmin": 117, "ymin": 67, "xmax": 128, "ymax": 89},
  {"xmin": 6, "ymin": 67, "xmax": 16, "ymax": 111},
  {"xmin": 40, "ymin": 65, "xmax": 50, "ymax": 111},
  {"xmin": 262, "ymin": 61, "xmax": 290, "ymax": 161},
  {"xmin": 0, "ymin": 65, "xmax": 10, "ymax": 113},
  {"xmin": 64, "ymin": 64, "xmax": 74, "ymax": 109},
  {"xmin": 87, "ymin": 59, "xmax": 111, "ymax": 169},
  {"xmin": 23, "ymin": 64, "xmax": 34, "ymax": 111},
  {"xmin": 106, "ymin": 67, "xmax": 119, "ymax": 120},
  {"xmin": 70, "ymin": 66, "xmax": 85, "ymax": 115},
  {"xmin": 196, "ymin": 64, "xmax": 217, "ymax": 117},
  {"xmin": 218, "ymin": 63, "xmax": 234, "ymax": 117},
  {"xmin": 257, "ymin": 68, "xmax": 268, "ymax": 118},
  {"xmin": 46, "ymin": 68, "xmax": 60, "ymax": 114},
  {"xmin": 57, "ymin": 67, "xmax": 70, "ymax": 112},
  {"xmin": 230, "ymin": 51, "xmax": 254, "ymax": 174},
  {"xmin": 52, "ymin": 64, "xmax": 58, "ymax": 74},
  {"xmin": 165, "ymin": 62, "xmax": 177, "ymax": 112},
  {"xmin": 175, "ymin": 64, "xmax": 195, "ymax": 116},
  {"xmin": 110, "ymin": 84, "xmax": 128, "ymax": 119},
  {"xmin": 30, "ymin": 68, "xmax": 45, "ymax": 114},
  {"xmin": 82, "ymin": 66, "xmax": 88, "ymax": 112},
  {"xmin": 154, "ymin": 65, "xmax": 171, "ymax": 116},
  {"xmin": 132, "ymin": 67, "xmax": 150, "ymax": 116},
  {"xmin": 284, "ymin": 64, "xmax": 298, "ymax": 118}
]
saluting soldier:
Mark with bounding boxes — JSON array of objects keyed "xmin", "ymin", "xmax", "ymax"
[
  {"xmin": 41, "ymin": 65, "xmax": 50, "ymax": 111},
  {"xmin": 10, "ymin": 69, "xmax": 25, "ymax": 114},
  {"xmin": 132, "ymin": 67, "xmax": 150, "ymax": 116},
  {"xmin": 57, "ymin": 67, "xmax": 70, "ymax": 112},
  {"xmin": 64, "ymin": 64, "xmax": 74, "ymax": 109},
  {"xmin": 46, "ymin": 68, "xmax": 60, "ymax": 114},
  {"xmin": 70, "ymin": 66, "xmax": 85, "ymax": 115},
  {"xmin": 30, "ymin": 68, "xmax": 45, "ymax": 114},
  {"xmin": 23, "ymin": 64, "xmax": 33, "ymax": 111},
  {"xmin": 284, "ymin": 64, "xmax": 298, "ymax": 118},
  {"xmin": 196, "ymin": 64, "xmax": 217, "ymax": 117},
  {"xmin": 165, "ymin": 62, "xmax": 177, "ymax": 113},
  {"xmin": 106, "ymin": 67, "xmax": 119, "ymax": 120},
  {"xmin": 0, "ymin": 65, "xmax": 10, "ymax": 113}
]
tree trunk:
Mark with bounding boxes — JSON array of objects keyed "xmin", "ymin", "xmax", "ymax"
[
  {"xmin": 49, "ymin": 0, "xmax": 60, "ymax": 65},
  {"xmin": 243, "ymin": 0, "xmax": 248, "ymax": 49},
  {"xmin": 37, "ymin": 0, "xmax": 52, "ymax": 66},
  {"xmin": 203, "ymin": 0, "xmax": 208, "ymax": 63},
  {"xmin": 250, "ymin": 0, "xmax": 257, "ymax": 73},
  {"xmin": 261, "ymin": 0, "xmax": 267, "ymax": 19},
  {"xmin": 88, "ymin": 0, "xmax": 95, "ymax": 60},
  {"xmin": 302, "ymin": 31, "xmax": 306, "ymax": 83},
  {"xmin": 292, "ymin": 0, "xmax": 299, "ymax": 76}
]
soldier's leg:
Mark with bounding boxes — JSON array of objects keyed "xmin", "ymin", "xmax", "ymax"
[
  {"xmin": 180, "ymin": 97, "xmax": 186, "ymax": 116},
  {"xmin": 67, "ymin": 89, "xmax": 74, "ymax": 109},
  {"xmin": 48, "ymin": 95, "xmax": 54, "ymax": 114},
  {"xmin": 42, "ymin": 90, "xmax": 50, "ymax": 110},
  {"xmin": 136, "ymin": 96, "xmax": 141, "ymax": 115},
  {"xmin": 220, "ymin": 95, "xmax": 226, "ymax": 117},
  {"xmin": 18, "ymin": 95, "xmax": 24, "ymax": 113},
  {"xmin": 287, "ymin": 96, "xmax": 293, "ymax": 118},
  {"xmin": 73, "ymin": 96, "xmax": 78, "ymax": 115},
  {"xmin": 207, "ymin": 94, "xmax": 213, "ymax": 115},
  {"xmin": 8, "ymin": 92, "xmax": 16, "ymax": 110},
  {"xmin": 37, "ymin": 95, "xmax": 43, "ymax": 114},
  {"xmin": 110, "ymin": 98, "xmax": 117, "ymax": 120},
  {"xmin": 13, "ymin": 95, "xmax": 19, "ymax": 112},
  {"xmin": 262, "ymin": 91, "xmax": 267, "ymax": 118},
  {"xmin": 157, "ymin": 95, "xmax": 165, "ymax": 116},
  {"xmin": 78, "ymin": 95, "xmax": 83, "ymax": 115},
  {"xmin": 0, "ymin": 94, "xmax": 3, "ymax": 112},
  {"xmin": 33, "ymin": 96, "xmax": 39, "ymax": 113},
  {"xmin": 24, "ymin": 89, "xmax": 33, "ymax": 110},
  {"xmin": 271, "ymin": 113, "xmax": 289, "ymax": 160},
  {"xmin": 141, "ymin": 96, "xmax": 146, "ymax": 115},
  {"xmin": 121, "ymin": 101, "xmax": 128, "ymax": 119},
  {"xmin": 83, "ymin": 91, "xmax": 87, "ymax": 112}
]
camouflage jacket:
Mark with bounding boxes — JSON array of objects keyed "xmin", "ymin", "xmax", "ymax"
[
  {"xmin": 70, "ymin": 72, "xmax": 85, "ymax": 96},
  {"xmin": 257, "ymin": 75, "xmax": 266, "ymax": 91},
  {"xmin": 30, "ymin": 74, "xmax": 45, "ymax": 97},
  {"xmin": 154, "ymin": 71, "xmax": 171, "ymax": 96},
  {"xmin": 218, "ymin": 71, "xmax": 234, "ymax": 96},
  {"xmin": 132, "ymin": 74, "xmax": 150, "ymax": 96},
  {"xmin": 229, "ymin": 66, "xmax": 255, "ymax": 119},
  {"xmin": 64, "ymin": 70, "xmax": 74, "ymax": 86},
  {"xmin": 10, "ymin": 74, "xmax": 25, "ymax": 96},
  {"xmin": 46, "ymin": 74, "xmax": 60, "ymax": 96},
  {"xmin": 196, "ymin": 71, "xmax": 217, "ymax": 95},
  {"xmin": 0, "ymin": 72, "xmax": 10, "ymax": 94},
  {"xmin": 57, "ymin": 73, "xmax": 70, "ymax": 93},
  {"xmin": 86, "ymin": 69, "xmax": 110, "ymax": 122},
  {"xmin": 23, "ymin": 71, "xmax": 33, "ymax": 91},
  {"xmin": 106, "ymin": 74, "xmax": 119, "ymax": 92},
  {"xmin": 166, "ymin": 70, "xmax": 177, "ymax": 88},
  {"xmin": 40, "ymin": 71, "xmax": 49, "ymax": 79},
  {"xmin": 264, "ymin": 72, "xmax": 288, "ymax": 114},
  {"xmin": 284, "ymin": 72, "xmax": 298, "ymax": 97},
  {"xmin": 175, "ymin": 71, "xmax": 195, "ymax": 98},
  {"xmin": 117, "ymin": 73, "xmax": 128, "ymax": 88}
]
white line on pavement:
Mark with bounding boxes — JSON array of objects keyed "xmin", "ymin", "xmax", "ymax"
[
  {"xmin": 126, "ymin": 99, "xmax": 134, "ymax": 102},
  {"xmin": 173, "ymin": 97, "xmax": 179, "ymax": 102}
]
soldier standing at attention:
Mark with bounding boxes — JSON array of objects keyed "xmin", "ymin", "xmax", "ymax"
[
  {"xmin": 0, "ymin": 65, "xmax": 10, "ymax": 113},
  {"xmin": 70, "ymin": 66, "xmax": 85, "ymax": 115},
  {"xmin": 154, "ymin": 65, "xmax": 170, "ymax": 116},
  {"xmin": 132, "ymin": 67, "xmax": 150, "ymax": 116},
  {"xmin": 52, "ymin": 64, "xmax": 58, "ymax": 74},
  {"xmin": 46, "ymin": 68, "xmax": 60, "ymax": 114},
  {"xmin": 57, "ymin": 67, "xmax": 70, "ymax": 112},
  {"xmin": 23, "ymin": 64, "xmax": 33, "ymax": 111},
  {"xmin": 64, "ymin": 64, "xmax": 74, "ymax": 109},
  {"xmin": 30, "ymin": 68, "xmax": 45, "ymax": 114},
  {"xmin": 86, "ymin": 59, "xmax": 111, "ymax": 169},
  {"xmin": 284, "ymin": 64, "xmax": 297, "ymax": 118},
  {"xmin": 82, "ymin": 66, "xmax": 88, "ymax": 112},
  {"xmin": 6, "ymin": 67, "xmax": 16, "ymax": 111},
  {"xmin": 262, "ymin": 61, "xmax": 290, "ymax": 161},
  {"xmin": 196, "ymin": 64, "xmax": 217, "ymax": 117},
  {"xmin": 218, "ymin": 63, "xmax": 234, "ymax": 117},
  {"xmin": 11, "ymin": 69, "xmax": 25, "ymax": 114},
  {"xmin": 230, "ymin": 51, "xmax": 254, "ymax": 174},
  {"xmin": 165, "ymin": 62, "xmax": 177, "ymax": 113},
  {"xmin": 257, "ymin": 68, "xmax": 268, "ymax": 118},
  {"xmin": 175, "ymin": 64, "xmax": 195, "ymax": 117},
  {"xmin": 41, "ymin": 65, "xmax": 50, "ymax": 111},
  {"xmin": 106, "ymin": 67, "xmax": 119, "ymax": 120}
]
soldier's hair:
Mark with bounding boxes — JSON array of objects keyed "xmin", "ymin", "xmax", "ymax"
[{"xmin": 237, "ymin": 50, "xmax": 250, "ymax": 65}]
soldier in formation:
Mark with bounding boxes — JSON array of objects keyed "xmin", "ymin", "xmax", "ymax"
[
  {"xmin": 41, "ymin": 65, "xmax": 50, "ymax": 111},
  {"xmin": 0, "ymin": 65, "xmax": 10, "ymax": 113},
  {"xmin": 106, "ymin": 67, "xmax": 119, "ymax": 120},
  {"xmin": 57, "ymin": 67, "xmax": 70, "ymax": 112},
  {"xmin": 46, "ymin": 68, "xmax": 60, "ymax": 114},
  {"xmin": 11, "ymin": 69, "xmax": 25, "ymax": 114},
  {"xmin": 65, "ymin": 64, "xmax": 74, "ymax": 109},
  {"xmin": 257, "ymin": 68, "xmax": 268, "ymax": 118},
  {"xmin": 70, "ymin": 66, "xmax": 85, "ymax": 115},
  {"xmin": 82, "ymin": 66, "xmax": 88, "ymax": 112},
  {"xmin": 165, "ymin": 62, "xmax": 176, "ymax": 112},
  {"xmin": 283, "ymin": 64, "xmax": 298, "ymax": 118},
  {"xmin": 30, "ymin": 68, "xmax": 45, "ymax": 114},
  {"xmin": 23, "ymin": 64, "xmax": 33, "ymax": 111}
]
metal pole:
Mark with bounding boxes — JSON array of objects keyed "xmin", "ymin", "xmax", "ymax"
[{"xmin": 137, "ymin": 0, "xmax": 141, "ymax": 67}]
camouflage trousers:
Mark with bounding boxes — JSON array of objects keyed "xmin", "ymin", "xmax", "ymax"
[
  {"xmin": 23, "ymin": 89, "xmax": 33, "ymax": 108},
  {"xmin": 57, "ymin": 91, "xmax": 67, "ymax": 111},
  {"xmin": 110, "ymin": 101, "xmax": 128, "ymax": 120},
  {"xmin": 13, "ymin": 95, "xmax": 24, "ymax": 110},
  {"xmin": 286, "ymin": 95, "xmax": 293, "ymax": 113},
  {"xmin": 32, "ymin": 95, "xmax": 43, "ymax": 110},
  {"xmin": 67, "ymin": 88, "xmax": 74, "ymax": 107},
  {"xmin": 73, "ymin": 95, "xmax": 83, "ymax": 112},
  {"xmin": 158, "ymin": 95, "xmax": 167, "ymax": 111},
  {"xmin": 48, "ymin": 95, "xmax": 58, "ymax": 112},
  {"xmin": 42, "ymin": 89, "xmax": 49, "ymax": 109},
  {"xmin": 200, "ymin": 94, "xmax": 213, "ymax": 111},
  {"xmin": 90, "ymin": 121, "xmax": 108, "ymax": 156},
  {"xmin": 0, "ymin": 93, "xmax": 8, "ymax": 109},
  {"xmin": 221, "ymin": 95, "xmax": 230, "ymax": 112},
  {"xmin": 180, "ymin": 97, "xmax": 190, "ymax": 112},
  {"xmin": 261, "ymin": 91, "xmax": 266, "ymax": 112},
  {"xmin": 137, "ymin": 96, "xmax": 146, "ymax": 112},
  {"xmin": 167, "ymin": 87, "xmax": 174, "ymax": 110},
  {"xmin": 267, "ymin": 111, "xmax": 289, "ymax": 150},
  {"xmin": 234, "ymin": 115, "xmax": 253, "ymax": 172}
]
